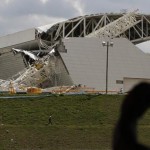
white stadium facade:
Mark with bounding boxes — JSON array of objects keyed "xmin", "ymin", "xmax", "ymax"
[{"xmin": 0, "ymin": 10, "xmax": 150, "ymax": 93}]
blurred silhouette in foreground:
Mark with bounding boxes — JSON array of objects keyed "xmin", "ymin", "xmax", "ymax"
[{"xmin": 113, "ymin": 82, "xmax": 150, "ymax": 150}]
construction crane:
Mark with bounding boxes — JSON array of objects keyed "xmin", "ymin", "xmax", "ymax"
[
  {"xmin": 86, "ymin": 9, "xmax": 140, "ymax": 38},
  {"xmin": 0, "ymin": 10, "xmax": 140, "ymax": 92}
]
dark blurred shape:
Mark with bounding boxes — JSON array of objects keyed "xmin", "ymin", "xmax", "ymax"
[{"xmin": 113, "ymin": 82, "xmax": 150, "ymax": 150}]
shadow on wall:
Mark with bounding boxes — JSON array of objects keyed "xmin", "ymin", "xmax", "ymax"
[{"xmin": 113, "ymin": 82, "xmax": 150, "ymax": 150}]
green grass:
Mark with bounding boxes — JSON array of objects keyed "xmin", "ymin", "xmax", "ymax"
[{"xmin": 0, "ymin": 94, "xmax": 149, "ymax": 150}]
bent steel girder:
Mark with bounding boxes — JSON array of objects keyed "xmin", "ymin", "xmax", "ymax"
[
  {"xmin": 0, "ymin": 47, "xmax": 73, "ymax": 90},
  {"xmin": 38, "ymin": 11, "xmax": 150, "ymax": 47},
  {"xmin": 123, "ymin": 15, "xmax": 150, "ymax": 44},
  {"xmin": 86, "ymin": 10, "xmax": 140, "ymax": 38}
]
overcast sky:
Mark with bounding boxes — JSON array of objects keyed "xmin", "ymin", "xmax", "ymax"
[{"xmin": 1, "ymin": 0, "xmax": 150, "ymax": 52}]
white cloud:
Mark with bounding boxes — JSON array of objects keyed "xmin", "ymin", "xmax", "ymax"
[
  {"xmin": 40, "ymin": 0, "xmax": 49, "ymax": 4},
  {"xmin": 4, "ymin": 0, "xmax": 14, "ymax": 4},
  {"xmin": 1, "ymin": 14, "xmax": 66, "ymax": 35},
  {"xmin": 64, "ymin": 0, "xmax": 85, "ymax": 16},
  {"xmin": 136, "ymin": 41, "xmax": 150, "ymax": 53},
  {"xmin": 0, "ymin": 16, "xmax": 6, "ymax": 22},
  {"xmin": 27, "ymin": 14, "xmax": 66, "ymax": 27},
  {"xmin": 0, "ymin": 0, "xmax": 150, "ymax": 40}
]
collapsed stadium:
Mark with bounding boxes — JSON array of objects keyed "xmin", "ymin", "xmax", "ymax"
[{"xmin": 0, "ymin": 10, "xmax": 150, "ymax": 94}]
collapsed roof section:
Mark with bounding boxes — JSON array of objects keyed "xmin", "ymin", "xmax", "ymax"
[
  {"xmin": 1, "ymin": 10, "xmax": 150, "ymax": 91},
  {"xmin": 1, "ymin": 10, "xmax": 150, "ymax": 53},
  {"xmin": 0, "ymin": 47, "xmax": 73, "ymax": 91},
  {"xmin": 86, "ymin": 10, "xmax": 139, "ymax": 38},
  {"xmin": 37, "ymin": 10, "xmax": 150, "ymax": 50}
]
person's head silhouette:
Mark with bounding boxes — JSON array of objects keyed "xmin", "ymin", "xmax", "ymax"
[{"xmin": 113, "ymin": 82, "xmax": 150, "ymax": 150}]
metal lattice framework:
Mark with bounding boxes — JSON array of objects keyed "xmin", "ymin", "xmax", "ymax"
[
  {"xmin": 1, "ymin": 10, "xmax": 150, "ymax": 91},
  {"xmin": 86, "ymin": 10, "xmax": 140, "ymax": 38},
  {"xmin": 38, "ymin": 10, "xmax": 150, "ymax": 47},
  {"xmin": 0, "ymin": 48, "xmax": 73, "ymax": 91}
]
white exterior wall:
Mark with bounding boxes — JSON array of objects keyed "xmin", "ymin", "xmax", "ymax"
[
  {"xmin": 0, "ymin": 28, "xmax": 36, "ymax": 49},
  {"xmin": 0, "ymin": 52, "xmax": 25, "ymax": 79},
  {"xmin": 123, "ymin": 78, "xmax": 150, "ymax": 92},
  {"xmin": 60, "ymin": 37, "xmax": 150, "ymax": 92},
  {"xmin": 61, "ymin": 38, "xmax": 106, "ymax": 91}
]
